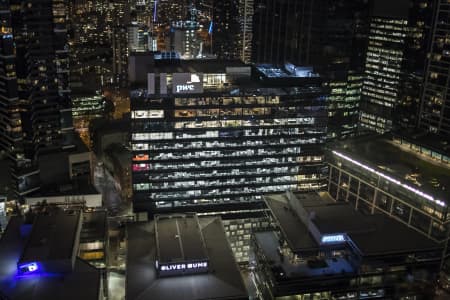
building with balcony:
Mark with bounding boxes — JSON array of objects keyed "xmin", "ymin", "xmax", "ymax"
[{"xmin": 252, "ymin": 192, "xmax": 442, "ymax": 299}]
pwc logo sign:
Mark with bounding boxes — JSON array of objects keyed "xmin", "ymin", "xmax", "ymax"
[
  {"xmin": 176, "ymin": 84, "xmax": 195, "ymax": 93},
  {"xmin": 172, "ymin": 73, "xmax": 203, "ymax": 94}
]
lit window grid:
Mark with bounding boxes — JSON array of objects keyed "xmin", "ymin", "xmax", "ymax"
[{"xmin": 131, "ymin": 92, "xmax": 327, "ymax": 206}]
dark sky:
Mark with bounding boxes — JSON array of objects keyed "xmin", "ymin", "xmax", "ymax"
[{"xmin": 372, "ymin": 0, "xmax": 410, "ymax": 18}]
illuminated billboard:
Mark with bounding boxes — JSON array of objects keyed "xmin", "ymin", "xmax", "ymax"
[{"xmin": 172, "ymin": 73, "xmax": 203, "ymax": 94}]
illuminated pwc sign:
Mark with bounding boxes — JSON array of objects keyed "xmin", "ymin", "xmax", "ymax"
[
  {"xmin": 321, "ymin": 234, "xmax": 346, "ymax": 244},
  {"xmin": 157, "ymin": 260, "xmax": 209, "ymax": 277},
  {"xmin": 172, "ymin": 73, "xmax": 203, "ymax": 94}
]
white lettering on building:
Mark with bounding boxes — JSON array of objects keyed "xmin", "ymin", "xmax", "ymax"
[
  {"xmin": 160, "ymin": 261, "xmax": 208, "ymax": 272},
  {"xmin": 176, "ymin": 84, "xmax": 195, "ymax": 93}
]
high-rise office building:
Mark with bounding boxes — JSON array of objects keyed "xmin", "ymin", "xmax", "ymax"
[
  {"xmin": 129, "ymin": 55, "xmax": 328, "ymax": 215},
  {"xmin": 359, "ymin": 16, "xmax": 408, "ymax": 133},
  {"xmin": 252, "ymin": 0, "xmax": 327, "ymax": 65},
  {"xmin": 0, "ymin": 0, "xmax": 24, "ymax": 187},
  {"xmin": 129, "ymin": 54, "xmax": 328, "ymax": 260},
  {"xmin": 68, "ymin": 0, "xmax": 113, "ymax": 90},
  {"xmin": 321, "ymin": 1, "xmax": 369, "ymax": 139},
  {"xmin": 169, "ymin": 4, "xmax": 202, "ymax": 59},
  {"xmin": 109, "ymin": 0, "xmax": 130, "ymax": 86},
  {"xmin": 170, "ymin": 20, "xmax": 201, "ymax": 59},
  {"xmin": 419, "ymin": 0, "xmax": 450, "ymax": 136},
  {"xmin": 239, "ymin": 0, "xmax": 253, "ymax": 63},
  {"xmin": 128, "ymin": 23, "xmax": 152, "ymax": 53},
  {"xmin": 252, "ymin": 0, "xmax": 369, "ymax": 140},
  {"xmin": 396, "ymin": 0, "xmax": 435, "ymax": 130},
  {"xmin": 210, "ymin": 0, "xmax": 241, "ymax": 59},
  {"xmin": 360, "ymin": 0, "xmax": 436, "ymax": 134},
  {"xmin": 0, "ymin": 0, "xmax": 74, "ymax": 196}
]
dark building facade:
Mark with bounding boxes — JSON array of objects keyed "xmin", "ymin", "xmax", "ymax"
[
  {"xmin": 129, "ymin": 55, "xmax": 328, "ymax": 217},
  {"xmin": 1, "ymin": 0, "xmax": 74, "ymax": 196},
  {"xmin": 360, "ymin": 0, "xmax": 436, "ymax": 134},
  {"xmin": 252, "ymin": 0, "xmax": 369, "ymax": 140},
  {"xmin": 419, "ymin": 0, "xmax": 450, "ymax": 136},
  {"xmin": 251, "ymin": 0, "xmax": 326, "ymax": 66}
]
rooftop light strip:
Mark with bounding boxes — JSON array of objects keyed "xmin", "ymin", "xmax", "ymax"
[{"xmin": 332, "ymin": 150, "xmax": 446, "ymax": 207}]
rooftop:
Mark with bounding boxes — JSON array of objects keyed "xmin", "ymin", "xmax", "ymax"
[
  {"xmin": 264, "ymin": 192, "xmax": 441, "ymax": 257},
  {"xmin": 0, "ymin": 216, "xmax": 101, "ymax": 300},
  {"xmin": 155, "ymin": 214, "xmax": 208, "ymax": 264},
  {"xmin": 264, "ymin": 194, "xmax": 317, "ymax": 253},
  {"xmin": 19, "ymin": 210, "xmax": 81, "ymax": 264},
  {"xmin": 126, "ymin": 216, "xmax": 248, "ymax": 300},
  {"xmin": 331, "ymin": 134, "xmax": 450, "ymax": 205}
]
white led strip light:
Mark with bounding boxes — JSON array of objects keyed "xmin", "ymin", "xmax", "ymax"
[{"xmin": 332, "ymin": 151, "xmax": 446, "ymax": 207}]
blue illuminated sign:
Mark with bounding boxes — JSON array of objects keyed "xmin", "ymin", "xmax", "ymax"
[
  {"xmin": 18, "ymin": 262, "xmax": 39, "ymax": 274},
  {"xmin": 321, "ymin": 234, "xmax": 345, "ymax": 244}
]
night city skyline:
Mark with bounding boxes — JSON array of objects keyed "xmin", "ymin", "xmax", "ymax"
[{"xmin": 0, "ymin": 0, "xmax": 450, "ymax": 299}]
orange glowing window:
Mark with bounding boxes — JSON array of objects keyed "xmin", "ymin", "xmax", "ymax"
[{"xmin": 133, "ymin": 154, "xmax": 149, "ymax": 161}]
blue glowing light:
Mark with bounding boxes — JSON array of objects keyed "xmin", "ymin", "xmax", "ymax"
[
  {"xmin": 208, "ymin": 21, "xmax": 213, "ymax": 34},
  {"xmin": 18, "ymin": 262, "xmax": 39, "ymax": 274},
  {"xmin": 153, "ymin": 0, "xmax": 158, "ymax": 23},
  {"xmin": 321, "ymin": 234, "xmax": 345, "ymax": 244}
]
